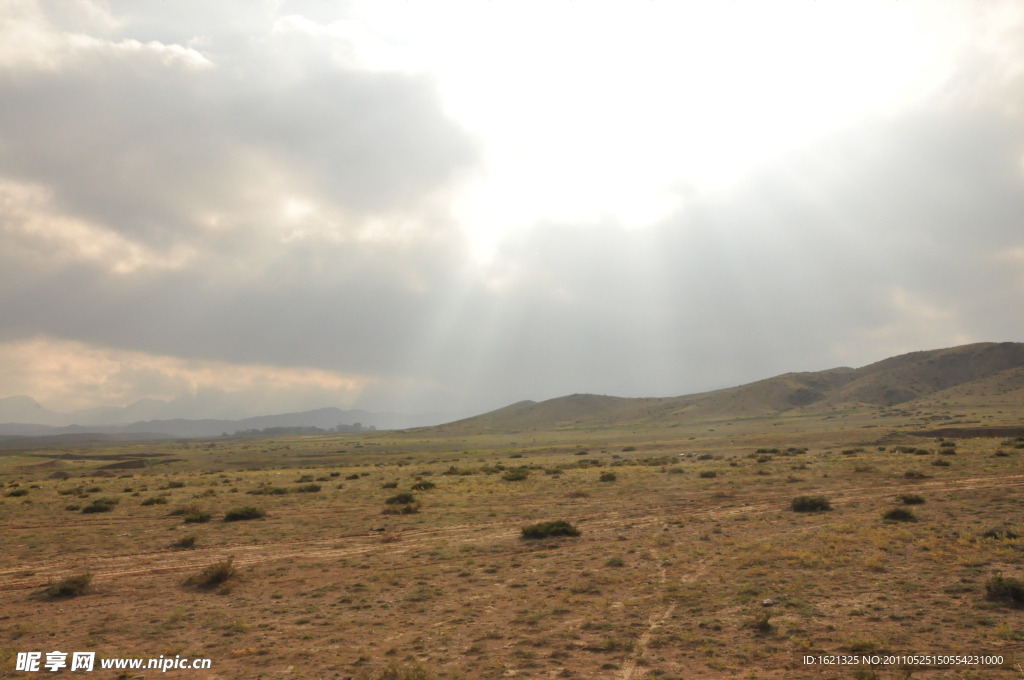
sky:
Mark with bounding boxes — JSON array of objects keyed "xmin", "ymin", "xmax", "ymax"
[{"xmin": 2, "ymin": 0, "xmax": 1024, "ymax": 420}]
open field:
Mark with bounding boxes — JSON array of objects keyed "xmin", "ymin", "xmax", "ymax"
[{"xmin": 2, "ymin": 406, "xmax": 1024, "ymax": 680}]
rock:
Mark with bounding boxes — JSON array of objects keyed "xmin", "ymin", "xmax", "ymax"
[{"xmin": 762, "ymin": 598, "xmax": 775, "ymax": 607}]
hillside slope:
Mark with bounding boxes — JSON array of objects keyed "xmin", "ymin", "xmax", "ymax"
[{"xmin": 430, "ymin": 342, "xmax": 1024, "ymax": 433}]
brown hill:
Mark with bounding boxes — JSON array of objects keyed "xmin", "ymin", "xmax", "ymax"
[{"xmin": 430, "ymin": 342, "xmax": 1024, "ymax": 433}]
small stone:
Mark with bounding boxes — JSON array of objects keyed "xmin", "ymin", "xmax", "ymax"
[{"xmin": 762, "ymin": 599, "xmax": 775, "ymax": 607}]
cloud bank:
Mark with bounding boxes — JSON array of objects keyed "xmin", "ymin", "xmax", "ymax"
[{"xmin": 1, "ymin": 0, "xmax": 1023, "ymax": 417}]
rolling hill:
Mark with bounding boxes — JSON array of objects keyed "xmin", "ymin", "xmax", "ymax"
[{"xmin": 430, "ymin": 341, "xmax": 1024, "ymax": 434}]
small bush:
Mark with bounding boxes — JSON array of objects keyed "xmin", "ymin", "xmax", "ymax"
[
  {"xmin": 622, "ymin": 446, "xmax": 636, "ymax": 452},
  {"xmin": 295, "ymin": 484, "xmax": 321, "ymax": 493},
  {"xmin": 985, "ymin": 576, "xmax": 1024, "ymax": 606},
  {"xmin": 605, "ymin": 557, "xmax": 625, "ymax": 567},
  {"xmin": 246, "ymin": 485, "xmax": 288, "ymax": 495},
  {"xmin": 745, "ymin": 612, "xmax": 772, "ymax": 635},
  {"xmin": 224, "ymin": 506, "xmax": 266, "ymax": 522},
  {"xmin": 141, "ymin": 496, "xmax": 168, "ymax": 506},
  {"xmin": 167, "ymin": 481, "xmax": 185, "ymax": 489},
  {"xmin": 411, "ymin": 481, "xmax": 436, "ymax": 491},
  {"xmin": 381, "ymin": 503, "xmax": 420, "ymax": 515},
  {"xmin": 791, "ymin": 496, "xmax": 831, "ymax": 512},
  {"xmin": 296, "ymin": 475, "xmax": 314, "ymax": 482},
  {"xmin": 897, "ymin": 494, "xmax": 925, "ymax": 505},
  {"xmin": 931, "ymin": 459, "xmax": 950, "ymax": 467},
  {"xmin": 45, "ymin": 573, "xmax": 92, "ymax": 598},
  {"xmin": 522, "ymin": 520, "xmax": 580, "ymax": 539},
  {"xmin": 5, "ymin": 488, "xmax": 28, "ymax": 497},
  {"xmin": 599, "ymin": 471, "xmax": 617, "ymax": 482},
  {"xmin": 994, "ymin": 450, "xmax": 1009, "ymax": 457},
  {"xmin": 883, "ymin": 508, "xmax": 917, "ymax": 522},
  {"xmin": 382, "ymin": 481, "xmax": 398, "ymax": 489},
  {"xmin": 385, "ymin": 492, "xmax": 416, "ymax": 505},
  {"xmin": 698, "ymin": 471, "xmax": 717, "ymax": 479},
  {"xmin": 939, "ymin": 440, "xmax": 956, "ymax": 448},
  {"xmin": 345, "ymin": 473, "xmax": 360, "ymax": 480},
  {"xmin": 186, "ymin": 557, "xmax": 236, "ymax": 590},
  {"xmin": 82, "ymin": 497, "xmax": 119, "ymax": 514},
  {"xmin": 502, "ymin": 469, "xmax": 530, "ymax": 482},
  {"xmin": 982, "ymin": 526, "xmax": 1020, "ymax": 540},
  {"xmin": 184, "ymin": 510, "xmax": 212, "ymax": 524},
  {"xmin": 566, "ymin": 490, "xmax": 589, "ymax": 498},
  {"xmin": 64, "ymin": 504, "xmax": 81, "ymax": 511},
  {"xmin": 329, "ymin": 471, "xmax": 341, "ymax": 477},
  {"xmin": 173, "ymin": 534, "xmax": 198, "ymax": 549},
  {"xmin": 903, "ymin": 471, "xmax": 928, "ymax": 479}
]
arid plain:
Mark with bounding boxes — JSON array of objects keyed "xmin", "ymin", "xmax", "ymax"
[{"xmin": 2, "ymin": 343, "xmax": 1024, "ymax": 680}]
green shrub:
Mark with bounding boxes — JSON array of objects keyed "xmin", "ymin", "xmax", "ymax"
[
  {"xmin": 985, "ymin": 576, "xmax": 1024, "ymax": 606},
  {"xmin": 141, "ymin": 496, "xmax": 168, "ymax": 506},
  {"xmin": 45, "ymin": 573, "xmax": 92, "ymax": 598},
  {"xmin": 295, "ymin": 484, "xmax": 321, "ymax": 493},
  {"xmin": 345, "ymin": 473, "xmax": 360, "ymax": 480},
  {"xmin": 329, "ymin": 471, "xmax": 341, "ymax": 477},
  {"xmin": 246, "ymin": 485, "xmax": 288, "ymax": 495},
  {"xmin": 791, "ymin": 496, "xmax": 831, "ymax": 512},
  {"xmin": 931, "ymin": 459, "xmax": 950, "ymax": 467},
  {"xmin": 186, "ymin": 557, "xmax": 236, "ymax": 590},
  {"xmin": 381, "ymin": 503, "xmax": 420, "ymax": 515},
  {"xmin": 699, "ymin": 471, "xmax": 717, "ymax": 479},
  {"xmin": 745, "ymin": 612, "xmax": 772, "ymax": 635},
  {"xmin": 897, "ymin": 494, "xmax": 925, "ymax": 505},
  {"xmin": 622, "ymin": 446, "xmax": 636, "ymax": 452},
  {"xmin": 411, "ymin": 481, "xmax": 436, "ymax": 491},
  {"xmin": 382, "ymin": 481, "xmax": 398, "ymax": 489},
  {"xmin": 982, "ymin": 526, "xmax": 1020, "ymax": 540},
  {"xmin": 173, "ymin": 534, "xmax": 198, "ymax": 549},
  {"xmin": 522, "ymin": 520, "xmax": 581, "ymax": 539},
  {"xmin": 296, "ymin": 475, "xmax": 314, "ymax": 482},
  {"xmin": 64, "ymin": 504, "xmax": 81, "ymax": 511},
  {"xmin": 224, "ymin": 506, "xmax": 266, "ymax": 521},
  {"xmin": 599, "ymin": 471, "xmax": 617, "ymax": 482},
  {"xmin": 385, "ymin": 492, "xmax": 416, "ymax": 505},
  {"xmin": 82, "ymin": 497, "xmax": 119, "ymax": 514},
  {"xmin": 184, "ymin": 510, "xmax": 212, "ymax": 523},
  {"xmin": 904, "ymin": 471, "xmax": 927, "ymax": 479},
  {"xmin": 883, "ymin": 508, "xmax": 917, "ymax": 522},
  {"xmin": 5, "ymin": 488, "xmax": 28, "ymax": 497},
  {"xmin": 502, "ymin": 469, "xmax": 530, "ymax": 482},
  {"xmin": 913, "ymin": 449, "xmax": 930, "ymax": 455}
]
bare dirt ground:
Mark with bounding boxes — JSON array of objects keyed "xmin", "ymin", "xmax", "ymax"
[{"xmin": 1, "ymin": 414, "xmax": 1023, "ymax": 679}]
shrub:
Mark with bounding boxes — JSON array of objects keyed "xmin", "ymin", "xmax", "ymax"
[
  {"xmin": 385, "ymin": 492, "xmax": 416, "ymax": 505},
  {"xmin": 897, "ymin": 494, "xmax": 925, "ymax": 505},
  {"xmin": 605, "ymin": 557, "xmax": 625, "ymax": 567},
  {"xmin": 382, "ymin": 481, "xmax": 398, "ymax": 489},
  {"xmin": 622, "ymin": 446, "xmax": 636, "ymax": 452},
  {"xmin": 985, "ymin": 576, "xmax": 1024, "ymax": 606},
  {"xmin": 345, "ymin": 474, "xmax": 360, "ymax": 480},
  {"xmin": 64, "ymin": 504, "xmax": 81, "ymax": 511},
  {"xmin": 186, "ymin": 557, "xmax": 236, "ymax": 590},
  {"xmin": 173, "ymin": 534, "xmax": 198, "ymax": 549},
  {"xmin": 329, "ymin": 471, "xmax": 341, "ymax": 477},
  {"xmin": 698, "ymin": 471, "xmax": 717, "ymax": 479},
  {"xmin": 5, "ymin": 488, "xmax": 28, "ymax": 497},
  {"xmin": 904, "ymin": 471, "xmax": 927, "ymax": 479},
  {"xmin": 599, "ymin": 471, "xmax": 617, "ymax": 482},
  {"xmin": 411, "ymin": 481, "xmax": 436, "ymax": 491},
  {"xmin": 502, "ymin": 469, "xmax": 530, "ymax": 482},
  {"xmin": 82, "ymin": 497, "xmax": 119, "ymax": 514},
  {"xmin": 982, "ymin": 526, "xmax": 1020, "ymax": 540},
  {"xmin": 296, "ymin": 475, "xmax": 314, "ymax": 482},
  {"xmin": 522, "ymin": 520, "xmax": 580, "ymax": 539},
  {"xmin": 45, "ymin": 573, "xmax": 92, "ymax": 598},
  {"xmin": 381, "ymin": 503, "xmax": 420, "ymax": 515},
  {"xmin": 224, "ymin": 506, "xmax": 266, "ymax": 522},
  {"xmin": 167, "ymin": 481, "xmax": 185, "ymax": 489},
  {"xmin": 994, "ymin": 450, "xmax": 1009, "ymax": 457},
  {"xmin": 141, "ymin": 496, "xmax": 167, "ymax": 506},
  {"xmin": 931, "ymin": 459, "xmax": 950, "ymax": 467},
  {"xmin": 184, "ymin": 510, "xmax": 212, "ymax": 524},
  {"xmin": 566, "ymin": 490, "xmax": 589, "ymax": 498},
  {"xmin": 169, "ymin": 504, "xmax": 203, "ymax": 516},
  {"xmin": 295, "ymin": 484, "xmax": 321, "ymax": 493},
  {"xmin": 883, "ymin": 508, "xmax": 917, "ymax": 522},
  {"xmin": 791, "ymin": 496, "xmax": 831, "ymax": 512},
  {"xmin": 747, "ymin": 612, "xmax": 772, "ymax": 635},
  {"xmin": 379, "ymin": 662, "xmax": 431, "ymax": 680}
]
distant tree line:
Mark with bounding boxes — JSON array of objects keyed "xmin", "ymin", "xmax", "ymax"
[{"xmin": 233, "ymin": 423, "xmax": 376, "ymax": 436}]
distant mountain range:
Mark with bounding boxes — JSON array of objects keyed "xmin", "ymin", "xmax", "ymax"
[
  {"xmin": 430, "ymin": 342, "xmax": 1024, "ymax": 434},
  {"xmin": 0, "ymin": 399, "xmax": 466, "ymax": 438}
]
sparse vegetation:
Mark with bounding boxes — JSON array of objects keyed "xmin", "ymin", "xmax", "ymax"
[
  {"xmin": 172, "ymin": 534, "xmax": 198, "ymax": 549},
  {"xmin": 141, "ymin": 496, "xmax": 168, "ymax": 506},
  {"xmin": 522, "ymin": 520, "xmax": 580, "ymax": 539},
  {"xmin": 186, "ymin": 557, "xmax": 236, "ymax": 590},
  {"xmin": 985, "ymin": 576, "xmax": 1024, "ymax": 606},
  {"xmin": 411, "ymin": 480, "xmax": 436, "ymax": 491},
  {"xmin": 45, "ymin": 573, "xmax": 92, "ymax": 598},
  {"xmin": 599, "ymin": 471, "xmax": 617, "ymax": 482},
  {"xmin": 81, "ymin": 497, "xmax": 119, "ymax": 514},
  {"xmin": 791, "ymin": 496, "xmax": 831, "ymax": 512},
  {"xmin": 501, "ymin": 468, "xmax": 529, "ymax": 481},
  {"xmin": 224, "ymin": 506, "xmax": 266, "ymax": 521},
  {"xmin": 385, "ymin": 492, "xmax": 416, "ymax": 505},
  {"xmin": 699, "ymin": 471, "xmax": 717, "ymax": 478},
  {"xmin": 883, "ymin": 508, "xmax": 917, "ymax": 522}
]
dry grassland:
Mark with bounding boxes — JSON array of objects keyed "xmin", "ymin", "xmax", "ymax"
[{"xmin": 1, "ymin": 411, "xmax": 1023, "ymax": 679}]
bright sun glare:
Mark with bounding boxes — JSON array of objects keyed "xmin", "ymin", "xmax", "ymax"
[{"xmin": 330, "ymin": 0, "xmax": 979, "ymax": 259}]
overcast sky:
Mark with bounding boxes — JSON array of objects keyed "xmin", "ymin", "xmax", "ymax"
[{"xmin": 2, "ymin": 0, "xmax": 1024, "ymax": 419}]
